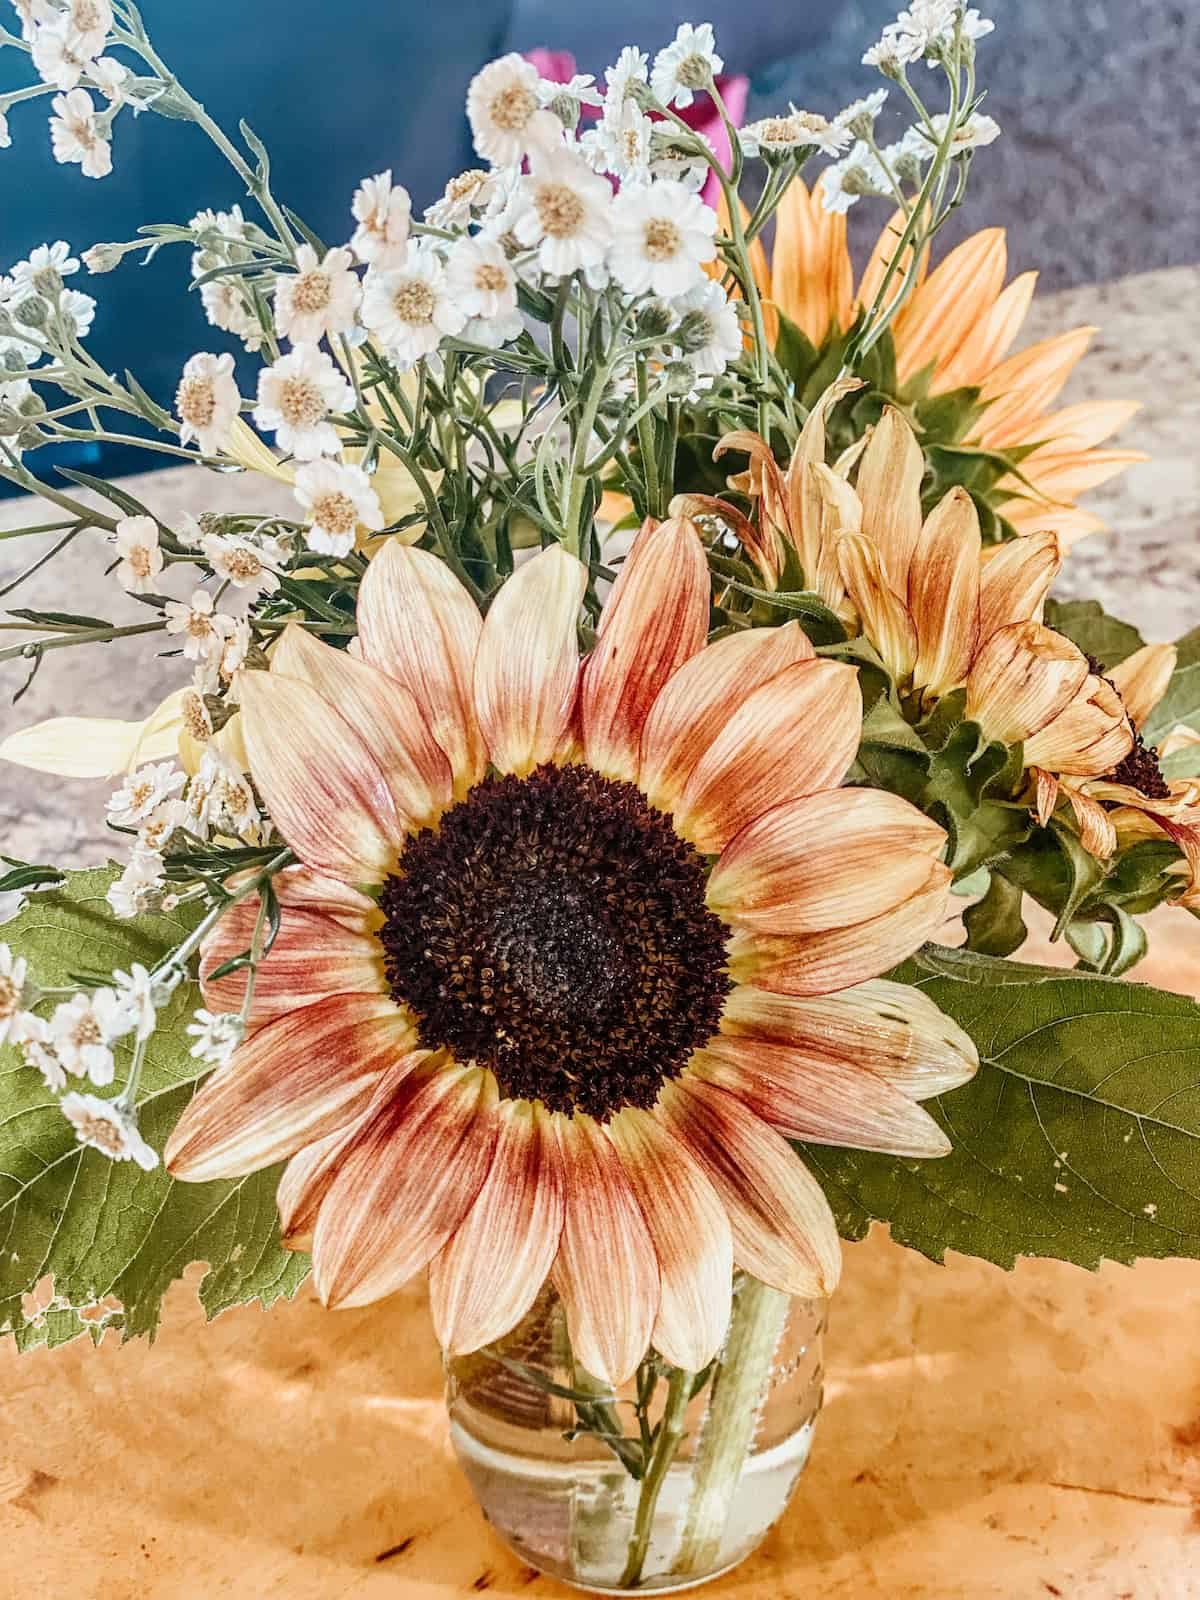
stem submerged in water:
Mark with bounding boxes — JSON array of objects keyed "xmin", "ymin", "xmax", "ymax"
[{"xmin": 619, "ymin": 1366, "xmax": 694, "ymax": 1589}]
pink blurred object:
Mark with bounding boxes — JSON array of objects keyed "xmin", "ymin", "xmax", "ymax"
[{"xmin": 523, "ymin": 48, "xmax": 748, "ymax": 208}]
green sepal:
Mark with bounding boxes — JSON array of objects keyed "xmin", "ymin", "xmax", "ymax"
[{"xmin": 962, "ymin": 870, "xmax": 1027, "ymax": 957}]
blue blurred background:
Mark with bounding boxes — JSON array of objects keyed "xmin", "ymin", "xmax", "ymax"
[{"xmin": 1, "ymin": 0, "xmax": 1196, "ymax": 484}]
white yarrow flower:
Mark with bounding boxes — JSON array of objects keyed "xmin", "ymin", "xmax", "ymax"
[
  {"xmin": 604, "ymin": 45, "xmax": 650, "ymax": 108},
  {"xmin": 912, "ymin": 110, "xmax": 1001, "ymax": 154},
  {"xmin": 164, "ymin": 588, "xmax": 233, "ymax": 664},
  {"xmin": 50, "ymin": 990, "xmax": 125, "ymax": 1085},
  {"xmin": 466, "ymin": 53, "xmax": 561, "ymax": 167},
  {"xmin": 672, "ymin": 279, "xmax": 744, "ymax": 379},
  {"xmin": 112, "ymin": 962, "xmax": 157, "ymax": 1043},
  {"xmin": 110, "ymin": 515, "xmax": 163, "ymax": 595},
  {"xmin": 583, "ymin": 98, "xmax": 654, "ymax": 183},
  {"xmin": 609, "ymin": 178, "xmax": 716, "ymax": 298},
  {"xmin": 361, "ymin": 247, "xmax": 466, "ymax": 365},
  {"xmin": 0, "ymin": 944, "xmax": 35, "ymax": 1048},
  {"xmin": 188, "ymin": 750, "xmax": 264, "ymax": 845},
  {"xmin": 820, "ymin": 141, "xmax": 889, "ymax": 213},
  {"xmin": 11, "ymin": 241, "xmax": 80, "ymax": 296},
  {"xmin": 48, "ymin": 87, "xmax": 111, "ymax": 178},
  {"xmin": 274, "ymin": 243, "xmax": 361, "ymax": 345},
  {"xmin": 650, "ymin": 22, "xmax": 723, "ymax": 110},
  {"xmin": 32, "ymin": 19, "xmax": 91, "ymax": 90},
  {"xmin": 201, "ymin": 532, "xmax": 280, "ymax": 599},
  {"xmin": 424, "ymin": 168, "xmax": 502, "ymax": 229},
  {"xmin": 835, "ymin": 89, "xmax": 890, "ymax": 139},
  {"xmin": 186, "ymin": 1008, "xmax": 244, "ymax": 1067},
  {"xmin": 21, "ymin": 1024, "xmax": 67, "ymax": 1093},
  {"xmin": 61, "ymin": 1092, "xmax": 159, "ymax": 1170},
  {"xmin": 512, "ymin": 146, "xmax": 613, "ymax": 282},
  {"xmin": 175, "ymin": 351, "xmax": 240, "ymax": 455},
  {"xmin": 349, "ymin": 170, "xmax": 412, "ymax": 268},
  {"xmin": 294, "ymin": 458, "xmax": 384, "ymax": 556},
  {"xmin": 62, "ymin": 0, "xmax": 113, "ymax": 55},
  {"xmin": 741, "ymin": 109, "xmax": 849, "ymax": 160},
  {"xmin": 445, "ymin": 236, "xmax": 522, "ymax": 345},
  {"xmin": 254, "ymin": 344, "xmax": 353, "ymax": 460},
  {"xmin": 107, "ymin": 761, "xmax": 185, "ymax": 827}
]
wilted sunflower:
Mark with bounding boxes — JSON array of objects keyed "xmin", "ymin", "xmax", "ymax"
[
  {"xmin": 166, "ymin": 519, "xmax": 973, "ymax": 1384},
  {"xmin": 739, "ymin": 179, "xmax": 1145, "ymax": 545}
]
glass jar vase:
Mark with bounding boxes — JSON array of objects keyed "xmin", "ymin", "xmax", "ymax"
[{"xmin": 445, "ymin": 1273, "xmax": 825, "ymax": 1593}]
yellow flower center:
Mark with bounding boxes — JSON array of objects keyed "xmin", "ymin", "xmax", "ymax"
[
  {"xmin": 224, "ymin": 548, "xmax": 263, "ymax": 582},
  {"xmin": 176, "ymin": 376, "xmax": 216, "ymax": 430},
  {"xmin": 473, "ymin": 262, "xmax": 509, "ymax": 294},
  {"xmin": 391, "ymin": 280, "xmax": 437, "ymax": 326},
  {"xmin": 182, "ymin": 691, "xmax": 211, "ymax": 743},
  {"xmin": 642, "ymin": 218, "xmax": 682, "ymax": 262},
  {"xmin": 447, "ymin": 169, "xmax": 488, "ymax": 204},
  {"xmin": 310, "ymin": 490, "xmax": 359, "ymax": 537},
  {"xmin": 71, "ymin": 1015, "xmax": 102, "ymax": 1049},
  {"xmin": 0, "ymin": 976, "xmax": 20, "ymax": 1018},
  {"xmin": 74, "ymin": 1111, "xmax": 125, "ymax": 1157},
  {"xmin": 535, "ymin": 182, "xmax": 586, "ymax": 240},
  {"xmin": 127, "ymin": 546, "xmax": 153, "ymax": 579},
  {"xmin": 277, "ymin": 376, "xmax": 327, "ymax": 430},
  {"xmin": 488, "ymin": 83, "xmax": 537, "ymax": 132},
  {"xmin": 288, "ymin": 271, "xmax": 333, "ymax": 316}
]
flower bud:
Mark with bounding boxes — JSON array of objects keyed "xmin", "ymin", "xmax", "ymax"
[
  {"xmin": 13, "ymin": 297, "xmax": 49, "ymax": 330},
  {"xmin": 664, "ymin": 360, "xmax": 697, "ymax": 397},
  {"xmin": 83, "ymin": 242, "xmax": 124, "ymax": 274},
  {"xmin": 635, "ymin": 299, "xmax": 675, "ymax": 339},
  {"xmin": 30, "ymin": 267, "xmax": 62, "ymax": 299},
  {"xmin": 675, "ymin": 309, "xmax": 715, "ymax": 354},
  {"xmin": 548, "ymin": 92, "xmax": 580, "ymax": 131}
]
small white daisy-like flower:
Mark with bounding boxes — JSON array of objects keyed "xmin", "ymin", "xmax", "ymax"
[
  {"xmin": 512, "ymin": 146, "xmax": 614, "ymax": 282},
  {"xmin": 650, "ymin": 22, "xmax": 723, "ymax": 110},
  {"xmin": 112, "ymin": 962, "xmax": 157, "ymax": 1043},
  {"xmin": 32, "ymin": 20, "xmax": 90, "ymax": 90},
  {"xmin": 445, "ymin": 236, "xmax": 522, "ymax": 345},
  {"xmin": 609, "ymin": 178, "xmax": 716, "ymax": 298},
  {"xmin": 164, "ymin": 588, "xmax": 233, "ymax": 664},
  {"xmin": 862, "ymin": 35, "xmax": 905, "ymax": 72},
  {"xmin": 583, "ymin": 98, "xmax": 654, "ymax": 183},
  {"xmin": 50, "ymin": 990, "xmax": 124, "ymax": 1085},
  {"xmin": 349, "ymin": 170, "xmax": 412, "ymax": 268},
  {"xmin": 741, "ymin": 108, "xmax": 850, "ymax": 160},
  {"xmin": 110, "ymin": 514, "xmax": 163, "ymax": 595},
  {"xmin": 466, "ymin": 53, "xmax": 561, "ymax": 168},
  {"xmin": 274, "ymin": 243, "xmax": 361, "ymax": 346},
  {"xmin": 912, "ymin": 109, "xmax": 1001, "ymax": 154},
  {"xmin": 360, "ymin": 246, "xmax": 466, "ymax": 366},
  {"xmin": 137, "ymin": 798, "xmax": 186, "ymax": 853},
  {"xmin": 21, "ymin": 1024, "xmax": 67, "ymax": 1093},
  {"xmin": 539, "ymin": 72, "xmax": 602, "ymax": 109},
  {"xmin": 58, "ymin": 286, "xmax": 96, "ymax": 339},
  {"xmin": 61, "ymin": 0, "xmax": 112, "ymax": 56},
  {"xmin": 49, "ymin": 87, "xmax": 112, "ymax": 178},
  {"xmin": 0, "ymin": 943, "xmax": 34, "ymax": 1048},
  {"xmin": 294, "ymin": 458, "xmax": 384, "ymax": 556},
  {"xmin": 424, "ymin": 168, "xmax": 502, "ymax": 229},
  {"xmin": 820, "ymin": 141, "xmax": 889, "ymax": 213},
  {"xmin": 253, "ymin": 344, "xmax": 353, "ymax": 460},
  {"xmin": 107, "ymin": 761, "xmax": 185, "ymax": 827},
  {"xmin": 649, "ymin": 130, "xmax": 715, "ymax": 192},
  {"xmin": 189, "ymin": 750, "xmax": 265, "ymax": 845},
  {"xmin": 61, "ymin": 1092, "xmax": 159, "ymax": 1171},
  {"xmin": 186, "ymin": 1008, "xmax": 244, "ymax": 1067},
  {"xmin": 88, "ymin": 53, "xmax": 127, "ymax": 103},
  {"xmin": 106, "ymin": 851, "xmax": 164, "ymax": 919},
  {"xmin": 175, "ymin": 351, "xmax": 240, "ymax": 455},
  {"xmin": 604, "ymin": 45, "xmax": 649, "ymax": 107},
  {"xmin": 201, "ymin": 532, "xmax": 280, "ymax": 599},
  {"xmin": 672, "ymin": 279, "xmax": 744, "ymax": 379},
  {"xmin": 199, "ymin": 279, "xmax": 263, "ymax": 351},
  {"xmin": 834, "ymin": 89, "xmax": 890, "ymax": 139},
  {"xmin": 217, "ymin": 617, "xmax": 252, "ymax": 682},
  {"xmin": 11, "ymin": 241, "xmax": 80, "ymax": 296}
]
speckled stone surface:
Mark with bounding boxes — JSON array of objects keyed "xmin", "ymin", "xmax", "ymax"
[{"xmin": 0, "ymin": 266, "xmax": 1197, "ymax": 866}]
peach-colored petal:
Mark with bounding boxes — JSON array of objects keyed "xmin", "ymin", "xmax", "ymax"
[
  {"xmin": 1065, "ymin": 786, "xmax": 1118, "ymax": 859},
  {"xmin": 1001, "ymin": 501, "xmax": 1105, "ymax": 547},
  {"xmin": 803, "ymin": 463, "xmax": 863, "ymax": 615},
  {"xmin": 249, "ymin": 864, "xmax": 382, "ymax": 931},
  {"xmin": 670, "ymin": 491, "xmax": 782, "ymax": 590},
  {"xmin": 965, "ymin": 621, "xmax": 1090, "ymax": 746},
  {"xmin": 785, "ymin": 376, "xmax": 864, "ymax": 584},
  {"xmin": 1109, "ymin": 643, "xmax": 1177, "ymax": 731},
  {"xmin": 580, "ymin": 517, "xmax": 709, "ymax": 782},
  {"xmin": 908, "ymin": 487, "xmax": 981, "ymax": 699},
  {"xmin": 708, "ymin": 787, "xmax": 946, "ymax": 935},
  {"xmin": 894, "ymin": 229, "xmax": 1008, "ymax": 387},
  {"xmin": 638, "ymin": 623, "xmax": 814, "ymax": 814},
  {"xmin": 356, "ymin": 542, "xmax": 486, "ymax": 797},
  {"xmin": 674, "ymin": 659, "xmax": 861, "ymax": 854},
  {"xmin": 313, "ymin": 1060, "xmax": 498, "ymax": 1310},
  {"xmin": 473, "ymin": 543, "xmax": 587, "ymax": 776},
  {"xmin": 728, "ymin": 860, "xmax": 952, "ymax": 995},
  {"xmin": 836, "ymin": 532, "xmax": 918, "ymax": 683},
  {"xmin": 771, "ymin": 177, "xmax": 853, "ymax": 343},
  {"xmin": 977, "ymin": 529, "xmax": 1062, "ymax": 645},
  {"xmin": 200, "ymin": 904, "xmax": 387, "ymax": 1028},
  {"xmin": 973, "ymin": 327, "xmax": 1096, "ymax": 450},
  {"xmin": 165, "ymin": 995, "xmax": 413, "ymax": 1182},
  {"xmin": 270, "ymin": 624, "xmax": 452, "ymax": 830},
  {"xmin": 934, "ymin": 269, "xmax": 1037, "ymax": 392},
  {"xmin": 660, "ymin": 1076, "xmax": 840, "ymax": 1298},
  {"xmin": 719, "ymin": 979, "xmax": 978, "ymax": 1099},
  {"xmin": 429, "ymin": 1099, "xmax": 564, "ymax": 1357},
  {"xmin": 1023, "ymin": 674, "xmax": 1133, "ymax": 778},
  {"xmin": 552, "ymin": 1114, "xmax": 659, "ymax": 1386},
  {"xmin": 854, "ymin": 405, "xmax": 925, "ymax": 593},
  {"xmin": 1020, "ymin": 399, "xmax": 1142, "ymax": 453},
  {"xmin": 608, "ymin": 1107, "xmax": 733, "ymax": 1373},
  {"xmin": 238, "ymin": 670, "xmax": 401, "ymax": 884},
  {"xmin": 277, "ymin": 1108, "xmax": 375, "ymax": 1250},
  {"xmin": 693, "ymin": 1034, "xmax": 951, "ymax": 1158},
  {"xmin": 1034, "ymin": 766, "xmax": 1060, "ymax": 826},
  {"xmin": 1015, "ymin": 447, "xmax": 1149, "ymax": 500},
  {"xmin": 857, "ymin": 206, "xmax": 930, "ymax": 319}
]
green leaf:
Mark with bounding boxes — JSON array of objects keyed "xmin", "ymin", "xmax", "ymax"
[
  {"xmin": 1042, "ymin": 597, "xmax": 1145, "ymax": 671},
  {"xmin": 0, "ymin": 869, "xmax": 307, "ymax": 1351},
  {"xmin": 803, "ymin": 944, "xmax": 1200, "ymax": 1269},
  {"xmin": 1143, "ymin": 625, "xmax": 1200, "ymax": 746},
  {"xmin": 962, "ymin": 871, "xmax": 1026, "ymax": 957}
]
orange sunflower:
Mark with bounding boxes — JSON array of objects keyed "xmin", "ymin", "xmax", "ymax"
[
  {"xmin": 165, "ymin": 519, "xmax": 974, "ymax": 1384},
  {"xmin": 751, "ymin": 179, "xmax": 1145, "ymax": 546}
]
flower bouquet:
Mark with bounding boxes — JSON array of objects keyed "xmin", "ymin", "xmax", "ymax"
[{"xmin": 0, "ymin": 2, "xmax": 1197, "ymax": 1592}]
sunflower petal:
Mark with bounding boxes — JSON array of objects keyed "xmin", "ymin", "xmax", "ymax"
[
  {"xmin": 245, "ymin": 864, "xmax": 382, "ymax": 931},
  {"xmin": 1023, "ymin": 674, "xmax": 1133, "ymax": 777},
  {"xmin": 661, "ymin": 1076, "xmax": 840, "ymax": 1298},
  {"xmin": 771, "ymin": 177, "xmax": 853, "ymax": 343},
  {"xmin": 836, "ymin": 532, "xmax": 918, "ymax": 683},
  {"xmin": 977, "ymin": 529, "xmax": 1062, "ymax": 645},
  {"xmin": 1065, "ymin": 787, "xmax": 1118, "ymax": 859},
  {"xmin": 270, "ymin": 623, "xmax": 452, "ymax": 829},
  {"xmin": 638, "ymin": 623, "xmax": 814, "ymax": 814},
  {"xmin": 965, "ymin": 621, "xmax": 1090, "ymax": 746},
  {"xmin": 165, "ymin": 995, "xmax": 413, "ymax": 1182},
  {"xmin": 429, "ymin": 1100, "xmax": 565, "ymax": 1357},
  {"xmin": 1109, "ymin": 643, "xmax": 1177, "ymax": 732},
  {"xmin": 728, "ymin": 860, "xmax": 952, "ymax": 994},
  {"xmin": 473, "ymin": 543, "xmax": 587, "ymax": 776},
  {"xmin": 908, "ymin": 487, "xmax": 981, "ymax": 699},
  {"xmin": 580, "ymin": 517, "xmax": 709, "ymax": 782},
  {"xmin": 674, "ymin": 659, "xmax": 861, "ymax": 854},
  {"xmin": 854, "ymin": 406, "xmax": 925, "ymax": 593},
  {"xmin": 936, "ymin": 269, "xmax": 1037, "ymax": 391},
  {"xmin": 973, "ymin": 327, "xmax": 1096, "ymax": 450},
  {"xmin": 608, "ymin": 1108, "xmax": 733, "ymax": 1373},
  {"xmin": 200, "ymin": 904, "xmax": 387, "ymax": 1028},
  {"xmin": 720, "ymin": 980, "xmax": 978, "ymax": 1099},
  {"xmin": 238, "ymin": 670, "xmax": 400, "ymax": 884},
  {"xmin": 894, "ymin": 228, "xmax": 1007, "ymax": 388},
  {"xmin": 708, "ymin": 788, "xmax": 947, "ymax": 934},
  {"xmin": 693, "ymin": 1035, "xmax": 951, "ymax": 1158},
  {"xmin": 313, "ymin": 1061, "xmax": 498, "ymax": 1310},
  {"xmin": 356, "ymin": 542, "xmax": 486, "ymax": 797},
  {"xmin": 552, "ymin": 1114, "xmax": 659, "ymax": 1386}
]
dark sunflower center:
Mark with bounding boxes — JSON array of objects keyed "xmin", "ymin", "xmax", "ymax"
[
  {"xmin": 378, "ymin": 763, "xmax": 731, "ymax": 1120},
  {"xmin": 1110, "ymin": 731, "xmax": 1171, "ymax": 800}
]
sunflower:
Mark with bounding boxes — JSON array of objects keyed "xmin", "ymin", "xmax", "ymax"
[
  {"xmin": 745, "ymin": 179, "xmax": 1145, "ymax": 546},
  {"xmin": 165, "ymin": 519, "xmax": 973, "ymax": 1385}
]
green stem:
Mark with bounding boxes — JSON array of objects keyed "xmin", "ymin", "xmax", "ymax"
[
  {"xmin": 674, "ymin": 1276, "xmax": 790, "ymax": 1579},
  {"xmin": 619, "ymin": 1366, "xmax": 693, "ymax": 1589}
]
